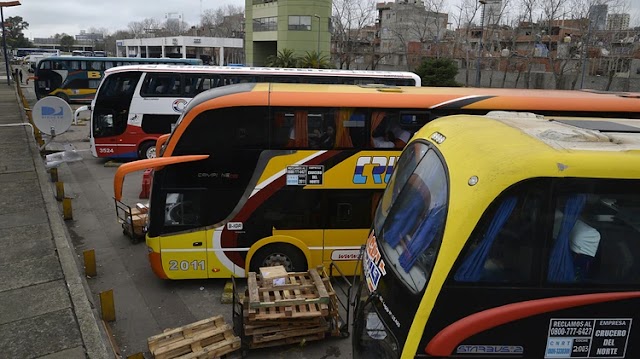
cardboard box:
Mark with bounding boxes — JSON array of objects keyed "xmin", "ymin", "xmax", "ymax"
[
  {"xmin": 135, "ymin": 202, "xmax": 149, "ymax": 214},
  {"xmin": 259, "ymin": 265, "xmax": 289, "ymax": 286},
  {"xmin": 131, "ymin": 213, "xmax": 148, "ymax": 237}
]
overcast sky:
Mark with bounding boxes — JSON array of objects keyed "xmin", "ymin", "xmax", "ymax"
[
  {"xmin": 8, "ymin": 0, "xmax": 640, "ymax": 39},
  {"xmin": 11, "ymin": 0, "xmax": 245, "ymax": 39}
]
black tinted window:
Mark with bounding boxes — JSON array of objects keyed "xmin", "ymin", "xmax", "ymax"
[
  {"xmin": 141, "ymin": 73, "xmax": 182, "ymax": 97},
  {"xmin": 547, "ymin": 179, "xmax": 640, "ymax": 285},
  {"xmin": 174, "ymin": 107, "xmax": 270, "ymax": 154}
]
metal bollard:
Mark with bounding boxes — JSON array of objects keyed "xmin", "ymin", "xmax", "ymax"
[
  {"xmin": 99, "ymin": 289, "xmax": 116, "ymax": 322},
  {"xmin": 83, "ymin": 249, "xmax": 97, "ymax": 277},
  {"xmin": 55, "ymin": 182, "xmax": 64, "ymax": 201},
  {"xmin": 49, "ymin": 168, "xmax": 58, "ymax": 182},
  {"xmin": 63, "ymin": 197, "xmax": 73, "ymax": 220}
]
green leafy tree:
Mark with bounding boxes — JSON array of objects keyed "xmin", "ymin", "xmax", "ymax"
[
  {"xmin": 5, "ymin": 16, "xmax": 31, "ymax": 49},
  {"xmin": 59, "ymin": 35, "xmax": 75, "ymax": 52},
  {"xmin": 265, "ymin": 48, "xmax": 300, "ymax": 68},
  {"xmin": 414, "ymin": 58, "xmax": 460, "ymax": 87},
  {"xmin": 298, "ymin": 51, "xmax": 332, "ymax": 69}
]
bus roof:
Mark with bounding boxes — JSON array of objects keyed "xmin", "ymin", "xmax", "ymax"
[
  {"xmin": 44, "ymin": 56, "xmax": 202, "ymax": 63},
  {"xmin": 103, "ymin": 64, "xmax": 421, "ymax": 80},
  {"xmin": 417, "ymin": 111, "xmax": 640, "ymax": 180},
  {"xmin": 185, "ymin": 82, "xmax": 640, "ymax": 115}
]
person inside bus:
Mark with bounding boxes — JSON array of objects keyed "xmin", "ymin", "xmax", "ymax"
[
  {"xmin": 552, "ymin": 208, "xmax": 601, "ymax": 281},
  {"xmin": 372, "ymin": 116, "xmax": 410, "ymax": 148},
  {"xmin": 311, "ymin": 125, "xmax": 335, "ymax": 148}
]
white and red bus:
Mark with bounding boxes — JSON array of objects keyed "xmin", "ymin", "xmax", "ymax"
[{"xmin": 87, "ymin": 65, "xmax": 422, "ymax": 159}]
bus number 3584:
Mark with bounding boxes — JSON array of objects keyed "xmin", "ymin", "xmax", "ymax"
[{"xmin": 169, "ymin": 260, "xmax": 205, "ymax": 271}]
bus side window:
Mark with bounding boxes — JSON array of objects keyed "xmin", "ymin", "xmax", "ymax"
[
  {"xmin": 270, "ymin": 111, "xmax": 296, "ymax": 148},
  {"xmin": 90, "ymin": 61, "xmax": 103, "ymax": 71},
  {"xmin": 308, "ymin": 111, "xmax": 335, "ymax": 149},
  {"xmin": 453, "ymin": 181, "xmax": 544, "ymax": 283},
  {"xmin": 547, "ymin": 181, "xmax": 640, "ymax": 285},
  {"xmin": 345, "ymin": 111, "xmax": 368, "ymax": 148},
  {"xmin": 371, "ymin": 112, "xmax": 410, "ymax": 148}
]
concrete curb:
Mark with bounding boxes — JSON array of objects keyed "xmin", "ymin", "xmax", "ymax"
[{"xmin": 17, "ymin": 88, "xmax": 113, "ymax": 359}]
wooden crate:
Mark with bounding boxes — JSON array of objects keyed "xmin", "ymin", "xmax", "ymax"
[{"xmin": 148, "ymin": 315, "xmax": 241, "ymax": 359}]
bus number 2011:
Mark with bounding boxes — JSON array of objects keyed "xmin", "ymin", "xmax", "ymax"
[{"xmin": 169, "ymin": 260, "xmax": 205, "ymax": 271}]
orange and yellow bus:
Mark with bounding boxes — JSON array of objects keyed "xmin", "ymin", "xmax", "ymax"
[
  {"xmin": 353, "ymin": 111, "xmax": 640, "ymax": 358},
  {"xmin": 113, "ymin": 83, "xmax": 640, "ymax": 279}
]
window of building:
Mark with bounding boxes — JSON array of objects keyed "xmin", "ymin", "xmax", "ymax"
[
  {"xmin": 288, "ymin": 15, "xmax": 312, "ymax": 31},
  {"xmin": 253, "ymin": 16, "xmax": 277, "ymax": 32}
]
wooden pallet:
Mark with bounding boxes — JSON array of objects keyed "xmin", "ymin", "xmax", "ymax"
[
  {"xmin": 244, "ymin": 317, "xmax": 328, "ymax": 336},
  {"xmin": 247, "ymin": 332, "xmax": 326, "ymax": 349},
  {"xmin": 148, "ymin": 315, "xmax": 241, "ymax": 359},
  {"xmin": 246, "ymin": 300, "xmax": 329, "ymax": 320},
  {"xmin": 239, "ymin": 265, "xmax": 346, "ymax": 349},
  {"xmin": 247, "ymin": 268, "xmax": 330, "ymax": 310}
]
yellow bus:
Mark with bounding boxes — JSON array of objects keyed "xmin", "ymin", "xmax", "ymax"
[
  {"xmin": 353, "ymin": 111, "xmax": 640, "ymax": 358},
  {"xmin": 113, "ymin": 83, "xmax": 640, "ymax": 280}
]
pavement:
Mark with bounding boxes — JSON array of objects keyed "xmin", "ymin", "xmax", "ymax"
[{"xmin": 0, "ymin": 61, "xmax": 113, "ymax": 358}]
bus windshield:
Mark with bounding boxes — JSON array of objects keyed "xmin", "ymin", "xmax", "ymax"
[{"xmin": 374, "ymin": 142, "xmax": 448, "ymax": 292}]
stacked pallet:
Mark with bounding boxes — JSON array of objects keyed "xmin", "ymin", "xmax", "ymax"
[
  {"xmin": 148, "ymin": 315, "xmax": 241, "ymax": 359},
  {"xmin": 241, "ymin": 265, "xmax": 341, "ymax": 348}
]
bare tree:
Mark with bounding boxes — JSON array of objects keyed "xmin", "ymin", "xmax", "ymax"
[
  {"xmin": 450, "ymin": 0, "xmax": 482, "ymax": 86},
  {"xmin": 128, "ymin": 18, "xmax": 162, "ymax": 38},
  {"xmin": 202, "ymin": 5, "xmax": 244, "ymax": 37},
  {"xmin": 332, "ymin": 0, "xmax": 377, "ymax": 69}
]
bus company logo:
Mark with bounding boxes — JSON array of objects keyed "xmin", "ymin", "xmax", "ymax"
[
  {"xmin": 41, "ymin": 106, "xmax": 64, "ymax": 119},
  {"xmin": 353, "ymin": 156, "xmax": 398, "ymax": 185},
  {"xmin": 456, "ymin": 345, "xmax": 524, "ymax": 354},
  {"xmin": 172, "ymin": 99, "xmax": 188, "ymax": 113},
  {"xmin": 364, "ymin": 232, "xmax": 387, "ymax": 292}
]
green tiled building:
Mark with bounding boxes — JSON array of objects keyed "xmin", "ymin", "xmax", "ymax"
[{"xmin": 245, "ymin": 0, "xmax": 331, "ymax": 66}]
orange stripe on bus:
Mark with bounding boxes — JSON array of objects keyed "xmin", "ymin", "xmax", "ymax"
[
  {"xmin": 425, "ymin": 291, "xmax": 640, "ymax": 357},
  {"xmin": 113, "ymin": 155, "xmax": 209, "ymax": 201}
]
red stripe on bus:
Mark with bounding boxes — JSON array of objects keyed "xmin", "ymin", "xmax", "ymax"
[
  {"xmin": 425, "ymin": 291, "xmax": 640, "ymax": 357},
  {"xmin": 219, "ymin": 151, "xmax": 338, "ymax": 268}
]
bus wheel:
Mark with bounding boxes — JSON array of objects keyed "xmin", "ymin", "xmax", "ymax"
[
  {"xmin": 250, "ymin": 244, "xmax": 307, "ymax": 273},
  {"xmin": 138, "ymin": 141, "xmax": 156, "ymax": 159},
  {"xmin": 55, "ymin": 92, "xmax": 69, "ymax": 103}
]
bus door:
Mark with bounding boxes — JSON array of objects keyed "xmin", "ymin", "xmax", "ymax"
[
  {"xmin": 158, "ymin": 188, "xmax": 208, "ymax": 279},
  {"xmin": 323, "ymin": 190, "xmax": 379, "ymax": 275}
]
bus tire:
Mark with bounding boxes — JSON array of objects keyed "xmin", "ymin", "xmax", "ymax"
[
  {"xmin": 138, "ymin": 141, "xmax": 156, "ymax": 159},
  {"xmin": 55, "ymin": 92, "xmax": 69, "ymax": 103},
  {"xmin": 249, "ymin": 243, "xmax": 307, "ymax": 273}
]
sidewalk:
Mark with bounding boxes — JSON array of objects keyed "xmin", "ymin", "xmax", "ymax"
[{"xmin": 0, "ymin": 63, "xmax": 111, "ymax": 359}]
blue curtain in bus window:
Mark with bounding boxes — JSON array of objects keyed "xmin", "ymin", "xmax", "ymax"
[
  {"xmin": 547, "ymin": 194, "xmax": 587, "ymax": 283},
  {"xmin": 454, "ymin": 196, "xmax": 517, "ymax": 282},
  {"xmin": 384, "ymin": 192, "xmax": 425, "ymax": 248},
  {"xmin": 399, "ymin": 205, "xmax": 445, "ymax": 272}
]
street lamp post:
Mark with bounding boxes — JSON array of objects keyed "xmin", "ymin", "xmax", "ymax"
[
  {"xmin": 475, "ymin": 0, "xmax": 487, "ymax": 87},
  {"xmin": 313, "ymin": 14, "xmax": 321, "ymax": 55},
  {"xmin": 0, "ymin": 1, "xmax": 20, "ymax": 86}
]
